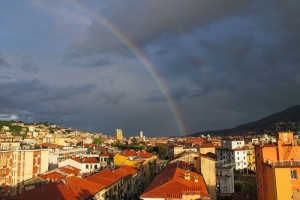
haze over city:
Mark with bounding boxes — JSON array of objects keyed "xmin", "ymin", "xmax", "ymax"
[{"xmin": 1, "ymin": 0, "xmax": 300, "ymax": 137}]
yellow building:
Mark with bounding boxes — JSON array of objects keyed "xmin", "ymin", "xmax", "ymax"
[
  {"xmin": 245, "ymin": 145, "xmax": 256, "ymax": 172},
  {"xmin": 255, "ymin": 132, "xmax": 300, "ymax": 200},
  {"xmin": 53, "ymin": 137, "xmax": 69, "ymax": 146},
  {"xmin": 114, "ymin": 150, "xmax": 158, "ymax": 190},
  {"xmin": 113, "ymin": 154, "xmax": 140, "ymax": 168},
  {"xmin": 115, "ymin": 129, "xmax": 123, "ymax": 140}
]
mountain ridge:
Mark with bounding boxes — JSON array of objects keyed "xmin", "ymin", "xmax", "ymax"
[{"xmin": 191, "ymin": 105, "xmax": 300, "ymax": 136}]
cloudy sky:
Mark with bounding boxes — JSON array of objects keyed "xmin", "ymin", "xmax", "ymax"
[{"xmin": 0, "ymin": 0, "xmax": 300, "ymax": 137}]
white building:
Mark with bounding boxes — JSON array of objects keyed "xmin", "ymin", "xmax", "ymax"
[
  {"xmin": 216, "ymin": 139, "xmax": 247, "ymax": 170},
  {"xmin": 221, "ymin": 139, "xmax": 244, "ymax": 149},
  {"xmin": 58, "ymin": 156, "xmax": 100, "ymax": 174},
  {"xmin": 216, "ymin": 166, "xmax": 235, "ymax": 198}
]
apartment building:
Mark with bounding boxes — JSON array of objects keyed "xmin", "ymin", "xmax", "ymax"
[
  {"xmin": 199, "ymin": 153, "xmax": 217, "ymax": 200},
  {"xmin": 116, "ymin": 129, "xmax": 123, "ymax": 140},
  {"xmin": 58, "ymin": 156, "xmax": 101, "ymax": 175},
  {"xmin": 255, "ymin": 132, "xmax": 300, "ymax": 200},
  {"xmin": 245, "ymin": 145, "xmax": 256, "ymax": 172},
  {"xmin": 169, "ymin": 151, "xmax": 200, "ymax": 171},
  {"xmin": 0, "ymin": 149, "xmax": 49, "ymax": 197},
  {"xmin": 216, "ymin": 166, "xmax": 235, "ymax": 198},
  {"xmin": 168, "ymin": 144, "xmax": 184, "ymax": 158},
  {"xmin": 216, "ymin": 138, "xmax": 248, "ymax": 170},
  {"xmin": 114, "ymin": 149, "xmax": 158, "ymax": 188}
]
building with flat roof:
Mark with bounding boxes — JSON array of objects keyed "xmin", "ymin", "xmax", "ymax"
[
  {"xmin": 0, "ymin": 149, "xmax": 49, "ymax": 197},
  {"xmin": 255, "ymin": 132, "xmax": 300, "ymax": 200},
  {"xmin": 116, "ymin": 129, "xmax": 123, "ymax": 140}
]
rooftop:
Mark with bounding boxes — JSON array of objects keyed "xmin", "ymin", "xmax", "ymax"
[{"xmin": 140, "ymin": 162, "xmax": 209, "ymax": 199}]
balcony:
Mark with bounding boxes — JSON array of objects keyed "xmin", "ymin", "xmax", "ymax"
[{"xmin": 263, "ymin": 159, "xmax": 300, "ymax": 167}]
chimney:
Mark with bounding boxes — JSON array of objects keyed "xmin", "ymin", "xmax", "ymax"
[
  {"xmin": 184, "ymin": 170, "xmax": 190, "ymax": 180},
  {"xmin": 194, "ymin": 176, "xmax": 199, "ymax": 182}
]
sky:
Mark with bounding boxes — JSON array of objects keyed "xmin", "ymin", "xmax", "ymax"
[{"xmin": 0, "ymin": 0, "xmax": 300, "ymax": 137}]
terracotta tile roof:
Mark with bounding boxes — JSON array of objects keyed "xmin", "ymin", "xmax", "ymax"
[
  {"xmin": 82, "ymin": 157, "xmax": 99, "ymax": 163},
  {"xmin": 83, "ymin": 144, "xmax": 97, "ymax": 148},
  {"xmin": 60, "ymin": 165, "xmax": 80, "ymax": 175},
  {"xmin": 39, "ymin": 171, "xmax": 65, "ymax": 181},
  {"xmin": 186, "ymin": 138, "xmax": 206, "ymax": 144},
  {"xmin": 200, "ymin": 142, "xmax": 215, "ymax": 148},
  {"xmin": 120, "ymin": 150, "xmax": 155, "ymax": 159},
  {"xmin": 9, "ymin": 176, "xmax": 105, "ymax": 200},
  {"xmin": 140, "ymin": 162, "xmax": 209, "ymax": 199},
  {"xmin": 72, "ymin": 156, "xmax": 99, "ymax": 163},
  {"xmin": 86, "ymin": 165, "xmax": 137, "ymax": 188},
  {"xmin": 121, "ymin": 149, "xmax": 137, "ymax": 157},
  {"xmin": 139, "ymin": 151, "xmax": 155, "ymax": 158}
]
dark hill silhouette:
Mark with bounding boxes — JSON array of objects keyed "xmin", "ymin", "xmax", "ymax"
[{"xmin": 191, "ymin": 105, "xmax": 300, "ymax": 136}]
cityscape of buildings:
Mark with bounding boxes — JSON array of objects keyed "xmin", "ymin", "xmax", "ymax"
[{"xmin": 0, "ymin": 121, "xmax": 299, "ymax": 199}]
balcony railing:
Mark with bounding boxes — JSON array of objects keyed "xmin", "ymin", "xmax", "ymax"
[{"xmin": 263, "ymin": 159, "xmax": 300, "ymax": 167}]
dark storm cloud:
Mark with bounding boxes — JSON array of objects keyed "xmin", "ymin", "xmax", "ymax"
[
  {"xmin": 1, "ymin": 0, "xmax": 300, "ymax": 135},
  {"xmin": 19, "ymin": 57, "xmax": 38, "ymax": 72},
  {"xmin": 66, "ymin": 0, "xmax": 251, "ymax": 60},
  {"xmin": 0, "ymin": 79, "xmax": 95, "ymax": 122},
  {"xmin": 63, "ymin": 50, "xmax": 114, "ymax": 68},
  {"xmin": 0, "ymin": 53, "xmax": 10, "ymax": 68}
]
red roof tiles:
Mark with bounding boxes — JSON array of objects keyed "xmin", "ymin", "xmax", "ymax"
[
  {"xmin": 140, "ymin": 162, "xmax": 210, "ymax": 199},
  {"xmin": 39, "ymin": 171, "xmax": 65, "ymax": 181},
  {"xmin": 72, "ymin": 157, "xmax": 99, "ymax": 163},
  {"xmin": 120, "ymin": 150, "xmax": 155, "ymax": 159},
  {"xmin": 9, "ymin": 176, "xmax": 105, "ymax": 200},
  {"xmin": 86, "ymin": 165, "xmax": 137, "ymax": 188},
  {"xmin": 186, "ymin": 138, "xmax": 206, "ymax": 144},
  {"xmin": 60, "ymin": 165, "xmax": 80, "ymax": 175}
]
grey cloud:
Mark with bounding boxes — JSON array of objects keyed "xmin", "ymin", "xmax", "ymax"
[
  {"xmin": 0, "ymin": 80, "xmax": 95, "ymax": 123},
  {"xmin": 0, "ymin": 53, "xmax": 10, "ymax": 68},
  {"xmin": 67, "ymin": 0, "xmax": 251, "ymax": 57},
  {"xmin": 63, "ymin": 50, "xmax": 114, "ymax": 68},
  {"xmin": 20, "ymin": 58, "xmax": 38, "ymax": 72}
]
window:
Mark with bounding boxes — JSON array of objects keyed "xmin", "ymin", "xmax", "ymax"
[
  {"xmin": 291, "ymin": 170, "xmax": 297, "ymax": 179},
  {"xmin": 94, "ymin": 165, "xmax": 98, "ymax": 169},
  {"xmin": 86, "ymin": 165, "xmax": 89, "ymax": 169}
]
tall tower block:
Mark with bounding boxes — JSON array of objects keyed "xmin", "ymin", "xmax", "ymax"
[
  {"xmin": 139, "ymin": 131, "xmax": 144, "ymax": 139},
  {"xmin": 116, "ymin": 129, "xmax": 123, "ymax": 140}
]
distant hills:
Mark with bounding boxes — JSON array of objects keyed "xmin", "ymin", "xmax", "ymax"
[{"xmin": 192, "ymin": 105, "xmax": 300, "ymax": 137}]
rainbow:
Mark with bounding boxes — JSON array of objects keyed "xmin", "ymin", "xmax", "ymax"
[{"xmin": 65, "ymin": 1, "xmax": 187, "ymax": 135}]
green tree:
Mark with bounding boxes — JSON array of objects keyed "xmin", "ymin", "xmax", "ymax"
[
  {"xmin": 131, "ymin": 137, "xmax": 138, "ymax": 145},
  {"xmin": 93, "ymin": 138, "xmax": 102, "ymax": 145}
]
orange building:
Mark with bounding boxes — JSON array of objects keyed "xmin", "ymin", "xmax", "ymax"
[{"xmin": 255, "ymin": 132, "xmax": 300, "ymax": 200}]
